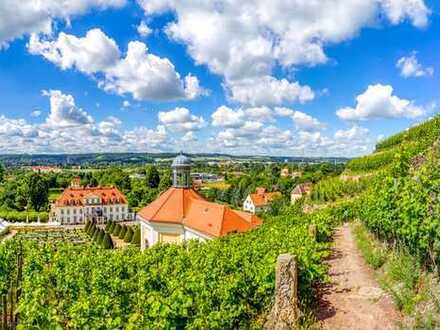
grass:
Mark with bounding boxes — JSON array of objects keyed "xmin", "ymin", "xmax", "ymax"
[
  {"xmin": 352, "ymin": 221, "xmax": 440, "ymax": 329},
  {"xmin": 201, "ymin": 181, "xmax": 231, "ymax": 189}
]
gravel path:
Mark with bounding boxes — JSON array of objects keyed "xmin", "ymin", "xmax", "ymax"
[{"xmin": 316, "ymin": 223, "xmax": 400, "ymax": 330}]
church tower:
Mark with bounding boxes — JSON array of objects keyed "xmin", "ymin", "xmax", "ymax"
[{"xmin": 172, "ymin": 153, "xmax": 192, "ymax": 188}]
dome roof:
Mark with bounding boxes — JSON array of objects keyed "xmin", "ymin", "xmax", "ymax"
[{"xmin": 172, "ymin": 153, "xmax": 192, "ymax": 167}]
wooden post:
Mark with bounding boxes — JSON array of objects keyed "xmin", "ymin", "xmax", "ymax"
[{"xmin": 264, "ymin": 254, "xmax": 300, "ymax": 330}]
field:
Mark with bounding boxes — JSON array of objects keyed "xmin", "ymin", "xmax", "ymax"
[{"xmin": 14, "ymin": 229, "xmax": 91, "ymax": 244}]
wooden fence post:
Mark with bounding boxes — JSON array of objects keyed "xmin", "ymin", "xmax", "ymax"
[{"xmin": 264, "ymin": 254, "xmax": 300, "ymax": 330}]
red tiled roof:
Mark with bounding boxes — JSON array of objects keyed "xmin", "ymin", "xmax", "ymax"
[
  {"xmin": 249, "ymin": 191, "xmax": 282, "ymax": 207},
  {"xmin": 138, "ymin": 187, "xmax": 262, "ymax": 237},
  {"xmin": 54, "ymin": 186, "xmax": 128, "ymax": 207}
]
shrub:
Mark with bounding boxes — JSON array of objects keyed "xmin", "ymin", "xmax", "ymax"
[
  {"xmin": 97, "ymin": 229, "xmax": 105, "ymax": 245},
  {"xmin": 124, "ymin": 227, "xmax": 134, "ymax": 243},
  {"xmin": 92, "ymin": 227, "xmax": 99, "ymax": 241},
  {"xmin": 102, "ymin": 233, "xmax": 114, "ymax": 249},
  {"xmin": 119, "ymin": 225, "xmax": 127, "ymax": 239},
  {"xmin": 113, "ymin": 224, "xmax": 121, "ymax": 236},
  {"xmin": 105, "ymin": 221, "xmax": 112, "ymax": 232},
  {"xmin": 131, "ymin": 226, "xmax": 140, "ymax": 246}
]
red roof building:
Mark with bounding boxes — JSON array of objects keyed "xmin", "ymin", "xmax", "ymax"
[
  {"xmin": 50, "ymin": 178, "xmax": 130, "ymax": 224},
  {"xmin": 243, "ymin": 187, "xmax": 282, "ymax": 214},
  {"xmin": 138, "ymin": 154, "xmax": 262, "ymax": 248}
]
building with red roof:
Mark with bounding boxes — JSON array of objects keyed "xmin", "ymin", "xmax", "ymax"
[
  {"xmin": 50, "ymin": 177, "xmax": 130, "ymax": 224},
  {"xmin": 138, "ymin": 154, "xmax": 262, "ymax": 249},
  {"xmin": 242, "ymin": 187, "xmax": 282, "ymax": 214}
]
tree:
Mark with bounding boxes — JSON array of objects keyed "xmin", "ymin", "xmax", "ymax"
[
  {"xmin": 146, "ymin": 166, "xmax": 161, "ymax": 188},
  {"xmin": 0, "ymin": 163, "xmax": 4, "ymax": 183},
  {"xmin": 158, "ymin": 171, "xmax": 172, "ymax": 191},
  {"xmin": 131, "ymin": 226, "xmax": 141, "ymax": 246},
  {"xmin": 113, "ymin": 224, "xmax": 121, "ymax": 236},
  {"xmin": 124, "ymin": 227, "xmax": 134, "ymax": 243},
  {"xmin": 97, "ymin": 229, "xmax": 105, "ymax": 245},
  {"xmin": 85, "ymin": 221, "xmax": 91, "ymax": 232},
  {"xmin": 102, "ymin": 233, "xmax": 114, "ymax": 249},
  {"xmin": 24, "ymin": 172, "xmax": 49, "ymax": 211},
  {"xmin": 119, "ymin": 225, "xmax": 127, "ymax": 239}
]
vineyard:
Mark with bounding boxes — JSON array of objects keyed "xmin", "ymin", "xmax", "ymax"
[
  {"xmin": 0, "ymin": 203, "xmax": 357, "ymax": 329},
  {"xmin": 345, "ymin": 114, "xmax": 440, "ymax": 173},
  {"xmin": 14, "ymin": 229, "xmax": 90, "ymax": 244},
  {"xmin": 308, "ymin": 176, "xmax": 369, "ymax": 204}
]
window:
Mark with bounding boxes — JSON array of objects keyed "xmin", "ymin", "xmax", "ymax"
[
  {"xmin": 109, "ymin": 207, "xmax": 113, "ymax": 212},
  {"xmin": 121, "ymin": 207, "xmax": 125, "ymax": 212},
  {"xmin": 66, "ymin": 209, "xmax": 70, "ymax": 215},
  {"xmin": 73, "ymin": 209, "xmax": 77, "ymax": 214},
  {"xmin": 115, "ymin": 207, "xmax": 119, "ymax": 212},
  {"xmin": 61, "ymin": 209, "xmax": 64, "ymax": 215}
]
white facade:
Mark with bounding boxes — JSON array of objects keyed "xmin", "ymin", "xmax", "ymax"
[
  {"xmin": 51, "ymin": 203, "xmax": 129, "ymax": 224},
  {"xmin": 243, "ymin": 195, "xmax": 256, "ymax": 214},
  {"xmin": 140, "ymin": 220, "xmax": 210, "ymax": 250}
]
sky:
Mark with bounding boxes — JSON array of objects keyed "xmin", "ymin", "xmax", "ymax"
[{"xmin": 0, "ymin": 0, "xmax": 438, "ymax": 157}]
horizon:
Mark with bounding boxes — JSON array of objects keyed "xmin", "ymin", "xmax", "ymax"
[{"xmin": 0, "ymin": 1, "xmax": 438, "ymax": 157}]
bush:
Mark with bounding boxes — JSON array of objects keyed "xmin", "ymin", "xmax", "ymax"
[
  {"xmin": 102, "ymin": 233, "xmax": 114, "ymax": 249},
  {"xmin": 92, "ymin": 227, "xmax": 99, "ymax": 241},
  {"xmin": 113, "ymin": 224, "xmax": 121, "ymax": 236},
  {"xmin": 119, "ymin": 225, "xmax": 127, "ymax": 239},
  {"xmin": 97, "ymin": 229, "xmax": 105, "ymax": 245},
  {"xmin": 85, "ymin": 221, "xmax": 91, "ymax": 232},
  {"xmin": 131, "ymin": 226, "xmax": 140, "ymax": 246},
  {"xmin": 124, "ymin": 227, "xmax": 134, "ymax": 243},
  {"xmin": 108, "ymin": 221, "xmax": 115, "ymax": 233},
  {"xmin": 105, "ymin": 221, "xmax": 112, "ymax": 232}
]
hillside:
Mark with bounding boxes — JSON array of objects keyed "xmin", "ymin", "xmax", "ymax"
[{"xmin": 345, "ymin": 115, "xmax": 440, "ymax": 173}]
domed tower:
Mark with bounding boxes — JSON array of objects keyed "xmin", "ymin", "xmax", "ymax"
[{"xmin": 172, "ymin": 153, "xmax": 192, "ymax": 188}]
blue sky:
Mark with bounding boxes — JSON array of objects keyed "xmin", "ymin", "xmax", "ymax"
[{"xmin": 0, "ymin": 0, "xmax": 438, "ymax": 156}]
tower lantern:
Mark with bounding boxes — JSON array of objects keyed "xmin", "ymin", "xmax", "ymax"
[{"xmin": 171, "ymin": 153, "xmax": 192, "ymax": 188}]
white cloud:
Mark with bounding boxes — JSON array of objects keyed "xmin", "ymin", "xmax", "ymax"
[
  {"xmin": 137, "ymin": 21, "xmax": 152, "ymax": 37},
  {"xmin": 122, "ymin": 100, "xmax": 131, "ymax": 108},
  {"xmin": 0, "ymin": 90, "xmax": 174, "ymax": 153},
  {"xmin": 211, "ymin": 106, "xmax": 245, "ymax": 128},
  {"xmin": 228, "ymin": 76, "xmax": 314, "ymax": 106},
  {"xmin": 43, "ymin": 90, "xmax": 94, "ymax": 127},
  {"xmin": 31, "ymin": 110, "xmax": 42, "ymax": 117},
  {"xmin": 158, "ymin": 107, "xmax": 205, "ymax": 132},
  {"xmin": 29, "ymin": 29, "xmax": 205, "ymax": 101},
  {"xmin": 138, "ymin": 0, "xmax": 429, "ymax": 105},
  {"xmin": 396, "ymin": 52, "xmax": 433, "ymax": 78},
  {"xmin": 291, "ymin": 111, "xmax": 323, "ymax": 131},
  {"xmin": 28, "ymin": 29, "xmax": 120, "ymax": 74},
  {"xmin": 336, "ymin": 84, "xmax": 426, "ymax": 121},
  {"xmin": 381, "ymin": 0, "xmax": 430, "ymax": 28},
  {"xmin": 0, "ymin": 0, "xmax": 126, "ymax": 47},
  {"xmin": 181, "ymin": 131, "xmax": 197, "ymax": 142}
]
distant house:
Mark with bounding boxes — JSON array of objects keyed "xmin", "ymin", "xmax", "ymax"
[
  {"xmin": 291, "ymin": 171, "xmax": 302, "ymax": 178},
  {"xmin": 31, "ymin": 166, "xmax": 62, "ymax": 173},
  {"xmin": 290, "ymin": 183, "xmax": 312, "ymax": 204},
  {"xmin": 280, "ymin": 168, "xmax": 302, "ymax": 178},
  {"xmin": 280, "ymin": 168, "xmax": 290, "ymax": 177},
  {"xmin": 138, "ymin": 155, "xmax": 262, "ymax": 249},
  {"xmin": 243, "ymin": 187, "xmax": 282, "ymax": 214},
  {"xmin": 50, "ymin": 177, "xmax": 131, "ymax": 224}
]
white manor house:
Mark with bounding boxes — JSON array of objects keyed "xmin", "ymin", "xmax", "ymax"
[{"xmin": 50, "ymin": 177, "xmax": 131, "ymax": 224}]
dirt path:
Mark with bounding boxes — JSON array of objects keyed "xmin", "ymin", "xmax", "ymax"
[{"xmin": 316, "ymin": 223, "xmax": 400, "ymax": 330}]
